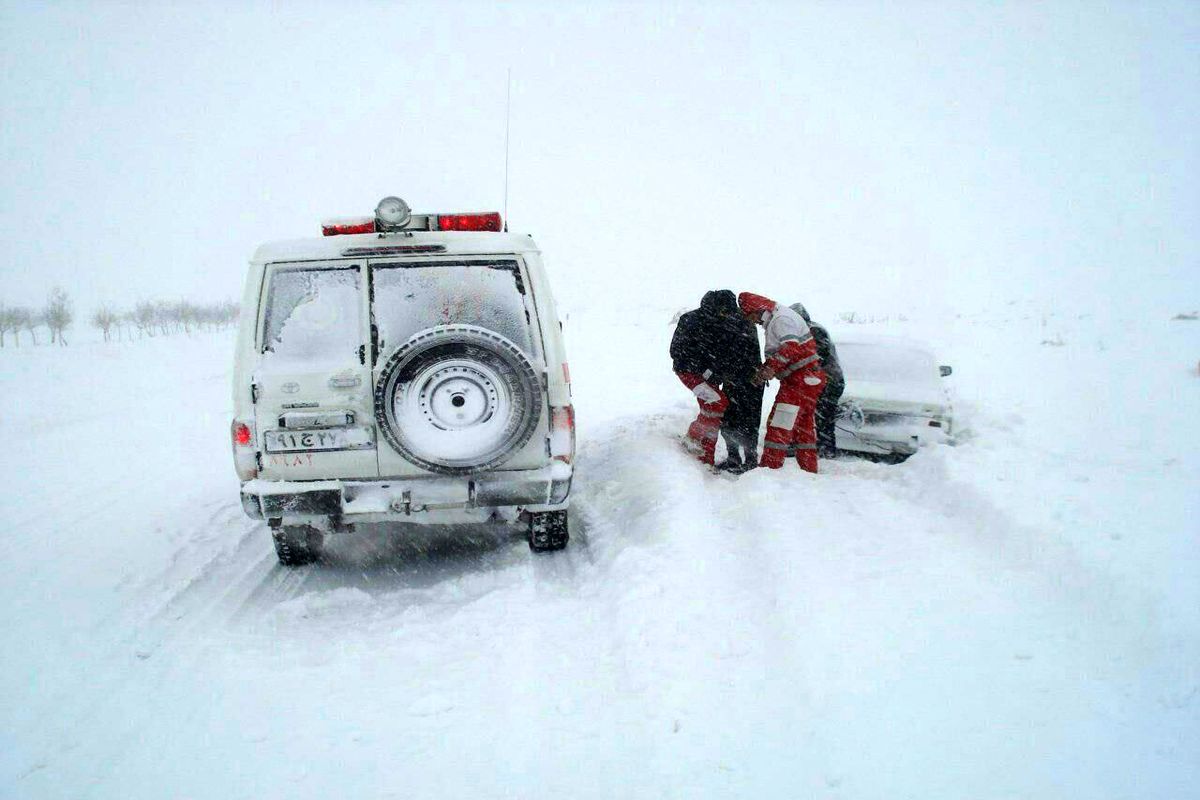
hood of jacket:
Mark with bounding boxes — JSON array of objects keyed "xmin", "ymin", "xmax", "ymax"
[
  {"xmin": 737, "ymin": 292, "xmax": 777, "ymax": 317},
  {"xmin": 700, "ymin": 289, "xmax": 739, "ymax": 317}
]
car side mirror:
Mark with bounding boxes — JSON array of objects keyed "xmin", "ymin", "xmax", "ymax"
[{"xmin": 939, "ymin": 365, "xmax": 953, "ymax": 377}]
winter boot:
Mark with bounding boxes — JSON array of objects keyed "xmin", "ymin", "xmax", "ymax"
[
  {"xmin": 715, "ymin": 432, "xmax": 744, "ymax": 472},
  {"xmin": 722, "ymin": 432, "xmax": 759, "ymax": 474},
  {"xmin": 735, "ymin": 449, "xmax": 759, "ymax": 473}
]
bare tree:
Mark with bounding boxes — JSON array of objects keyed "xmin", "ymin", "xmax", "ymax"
[
  {"xmin": 121, "ymin": 309, "xmax": 138, "ymax": 339},
  {"xmin": 168, "ymin": 300, "xmax": 197, "ymax": 335},
  {"xmin": 14, "ymin": 307, "xmax": 38, "ymax": 345},
  {"xmin": 219, "ymin": 300, "xmax": 240, "ymax": 329},
  {"xmin": 132, "ymin": 302, "xmax": 156, "ymax": 338},
  {"xmin": 0, "ymin": 304, "xmax": 14, "ymax": 347},
  {"xmin": 0, "ymin": 305, "xmax": 38, "ymax": 346},
  {"xmin": 154, "ymin": 300, "xmax": 172, "ymax": 336},
  {"xmin": 71, "ymin": 297, "xmax": 243, "ymax": 345},
  {"xmin": 91, "ymin": 306, "xmax": 119, "ymax": 342},
  {"xmin": 44, "ymin": 286, "xmax": 73, "ymax": 346}
]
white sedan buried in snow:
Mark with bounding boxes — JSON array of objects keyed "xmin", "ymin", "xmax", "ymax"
[{"xmin": 833, "ymin": 333, "xmax": 954, "ymax": 461}]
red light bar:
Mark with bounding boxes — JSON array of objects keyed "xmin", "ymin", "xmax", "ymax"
[
  {"xmin": 322, "ymin": 217, "xmax": 376, "ymax": 236},
  {"xmin": 437, "ymin": 212, "xmax": 502, "ymax": 232}
]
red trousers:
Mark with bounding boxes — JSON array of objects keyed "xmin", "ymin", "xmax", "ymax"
[
  {"xmin": 677, "ymin": 372, "xmax": 729, "ymax": 465},
  {"xmin": 761, "ymin": 368, "xmax": 826, "ymax": 472}
]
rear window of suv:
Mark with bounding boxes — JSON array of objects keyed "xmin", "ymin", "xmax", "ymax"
[
  {"xmin": 373, "ymin": 260, "xmax": 535, "ymax": 357},
  {"xmin": 837, "ymin": 343, "xmax": 937, "ymax": 384},
  {"xmin": 260, "ymin": 266, "xmax": 362, "ymax": 365}
]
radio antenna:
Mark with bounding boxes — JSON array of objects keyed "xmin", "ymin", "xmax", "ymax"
[{"xmin": 503, "ymin": 67, "xmax": 512, "ymax": 232}]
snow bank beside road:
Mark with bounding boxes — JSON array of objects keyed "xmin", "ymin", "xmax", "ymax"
[{"xmin": 1, "ymin": 307, "xmax": 1197, "ymax": 799}]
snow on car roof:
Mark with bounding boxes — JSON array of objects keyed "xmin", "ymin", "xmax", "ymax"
[
  {"xmin": 826, "ymin": 328, "xmax": 938, "ymax": 354},
  {"xmin": 252, "ymin": 231, "xmax": 540, "ymax": 264}
]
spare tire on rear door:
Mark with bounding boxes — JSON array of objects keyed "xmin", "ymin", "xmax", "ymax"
[{"xmin": 374, "ymin": 325, "xmax": 543, "ymax": 474}]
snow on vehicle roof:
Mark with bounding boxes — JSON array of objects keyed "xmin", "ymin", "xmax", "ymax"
[
  {"xmin": 826, "ymin": 328, "xmax": 938, "ymax": 355},
  {"xmin": 252, "ymin": 231, "xmax": 540, "ymax": 264}
]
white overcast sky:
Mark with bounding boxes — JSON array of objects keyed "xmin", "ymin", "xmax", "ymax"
[{"xmin": 1, "ymin": 1, "xmax": 1196, "ymax": 319}]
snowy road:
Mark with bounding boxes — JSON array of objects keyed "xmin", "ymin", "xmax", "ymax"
[{"xmin": 2, "ymin": 308, "xmax": 1197, "ymax": 799}]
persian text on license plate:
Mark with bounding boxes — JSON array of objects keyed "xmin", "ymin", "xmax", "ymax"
[{"xmin": 264, "ymin": 427, "xmax": 373, "ymax": 453}]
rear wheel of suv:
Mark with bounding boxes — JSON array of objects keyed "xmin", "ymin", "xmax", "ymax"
[
  {"xmin": 375, "ymin": 325, "xmax": 543, "ymax": 474},
  {"xmin": 272, "ymin": 524, "xmax": 323, "ymax": 566},
  {"xmin": 528, "ymin": 510, "xmax": 569, "ymax": 552}
]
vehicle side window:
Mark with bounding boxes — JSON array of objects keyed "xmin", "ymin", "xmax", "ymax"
[
  {"xmin": 373, "ymin": 261, "xmax": 534, "ymax": 356},
  {"xmin": 260, "ymin": 267, "xmax": 361, "ymax": 363}
]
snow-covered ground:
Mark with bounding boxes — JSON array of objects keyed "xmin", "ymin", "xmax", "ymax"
[{"xmin": 1, "ymin": 303, "xmax": 1197, "ymax": 799}]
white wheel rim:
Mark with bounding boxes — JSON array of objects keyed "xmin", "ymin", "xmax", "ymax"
[
  {"xmin": 391, "ymin": 358, "xmax": 514, "ymax": 464},
  {"xmin": 416, "ymin": 362, "xmax": 500, "ymax": 430}
]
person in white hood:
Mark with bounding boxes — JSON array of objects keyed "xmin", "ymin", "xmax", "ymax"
[{"xmin": 738, "ymin": 292, "xmax": 826, "ymax": 472}]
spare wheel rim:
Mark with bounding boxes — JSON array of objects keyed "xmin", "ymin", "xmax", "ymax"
[
  {"xmin": 389, "ymin": 356, "xmax": 520, "ymax": 467},
  {"xmin": 411, "ymin": 360, "xmax": 504, "ymax": 431}
]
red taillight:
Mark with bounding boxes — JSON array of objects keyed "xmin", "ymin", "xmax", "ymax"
[
  {"xmin": 551, "ymin": 406, "xmax": 574, "ymax": 430},
  {"xmin": 231, "ymin": 420, "xmax": 257, "ymax": 480},
  {"xmin": 562, "ymin": 362, "xmax": 571, "ymax": 384},
  {"xmin": 233, "ymin": 422, "xmax": 252, "ymax": 446},
  {"xmin": 322, "ymin": 217, "xmax": 376, "ymax": 236},
  {"xmin": 436, "ymin": 212, "xmax": 502, "ymax": 232},
  {"xmin": 549, "ymin": 405, "xmax": 575, "ymax": 464}
]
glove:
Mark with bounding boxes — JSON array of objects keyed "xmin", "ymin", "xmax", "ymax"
[
  {"xmin": 692, "ymin": 383, "xmax": 721, "ymax": 403},
  {"xmin": 751, "ymin": 364, "xmax": 775, "ymax": 386}
]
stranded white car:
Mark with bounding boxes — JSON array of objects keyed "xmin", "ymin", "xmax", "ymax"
[
  {"xmin": 833, "ymin": 333, "xmax": 954, "ymax": 461},
  {"xmin": 231, "ymin": 197, "xmax": 575, "ymax": 564}
]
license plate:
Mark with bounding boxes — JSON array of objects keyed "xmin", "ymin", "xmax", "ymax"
[{"xmin": 264, "ymin": 427, "xmax": 373, "ymax": 453}]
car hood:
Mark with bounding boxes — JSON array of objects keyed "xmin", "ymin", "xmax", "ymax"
[{"xmin": 841, "ymin": 379, "xmax": 948, "ymax": 415}]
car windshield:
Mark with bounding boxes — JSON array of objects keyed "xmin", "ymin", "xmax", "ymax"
[
  {"xmin": 260, "ymin": 266, "xmax": 362, "ymax": 366},
  {"xmin": 836, "ymin": 342, "xmax": 938, "ymax": 384},
  {"xmin": 373, "ymin": 260, "xmax": 535, "ymax": 357}
]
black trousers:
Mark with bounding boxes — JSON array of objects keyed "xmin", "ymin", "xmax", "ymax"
[
  {"xmin": 720, "ymin": 381, "xmax": 764, "ymax": 458},
  {"xmin": 815, "ymin": 378, "xmax": 845, "ymax": 453}
]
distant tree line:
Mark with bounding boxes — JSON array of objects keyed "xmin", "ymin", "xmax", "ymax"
[{"xmin": 0, "ymin": 288, "xmax": 238, "ymax": 346}]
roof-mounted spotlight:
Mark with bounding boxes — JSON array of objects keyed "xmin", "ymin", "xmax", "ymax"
[{"xmin": 374, "ymin": 196, "xmax": 412, "ymax": 231}]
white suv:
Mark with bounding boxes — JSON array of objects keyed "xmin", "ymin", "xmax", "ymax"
[{"xmin": 231, "ymin": 197, "xmax": 575, "ymax": 565}]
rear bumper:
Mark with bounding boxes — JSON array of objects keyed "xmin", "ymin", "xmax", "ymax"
[
  {"xmin": 835, "ymin": 420, "xmax": 950, "ymax": 456},
  {"xmin": 240, "ymin": 462, "xmax": 572, "ymax": 523},
  {"xmin": 835, "ymin": 429, "xmax": 919, "ymax": 456}
]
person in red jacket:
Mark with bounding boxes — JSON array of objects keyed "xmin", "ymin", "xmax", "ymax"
[{"xmin": 739, "ymin": 292, "xmax": 826, "ymax": 473}]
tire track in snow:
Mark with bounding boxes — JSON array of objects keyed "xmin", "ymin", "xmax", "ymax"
[
  {"xmin": 4, "ymin": 498, "xmax": 273, "ymax": 794},
  {"xmin": 561, "ymin": 410, "xmax": 1132, "ymax": 796},
  {"xmin": 555, "ymin": 412, "xmax": 812, "ymax": 794}
]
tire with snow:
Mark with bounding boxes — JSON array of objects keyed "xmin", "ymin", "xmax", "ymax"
[
  {"xmin": 272, "ymin": 524, "xmax": 323, "ymax": 566},
  {"xmin": 374, "ymin": 325, "xmax": 543, "ymax": 475},
  {"xmin": 528, "ymin": 510, "xmax": 569, "ymax": 552}
]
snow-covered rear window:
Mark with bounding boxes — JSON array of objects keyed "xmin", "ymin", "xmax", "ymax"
[
  {"xmin": 837, "ymin": 343, "xmax": 938, "ymax": 384},
  {"xmin": 373, "ymin": 260, "xmax": 534, "ymax": 356},
  {"xmin": 260, "ymin": 267, "xmax": 362, "ymax": 363}
]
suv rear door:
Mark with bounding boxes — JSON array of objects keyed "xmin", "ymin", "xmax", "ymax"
[
  {"xmin": 254, "ymin": 260, "xmax": 378, "ymax": 480},
  {"xmin": 369, "ymin": 257, "xmax": 550, "ymax": 477}
]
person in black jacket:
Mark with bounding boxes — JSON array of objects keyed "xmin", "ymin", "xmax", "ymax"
[
  {"xmin": 790, "ymin": 302, "xmax": 844, "ymax": 457},
  {"xmin": 670, "ymin": 290, "xmax": 763, "ymax": 470},
  {"xmin": 670, "ymin": 291, "xmax": 729, "ymax": 465},
  {"xmin": 711, "ymin": 292, "xmax": 763, "ymax": 472}
]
